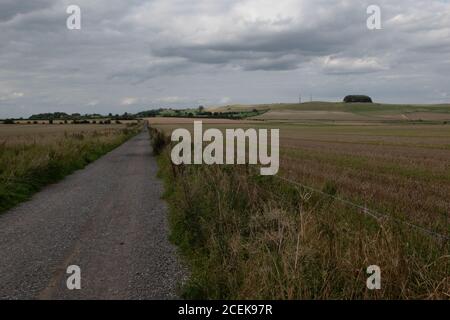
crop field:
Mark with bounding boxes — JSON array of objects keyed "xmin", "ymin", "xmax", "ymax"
[
  {"xmin": 150, "ymin": 118, "xmax": 450, "ymax": 235},
  {"xmin": 208, "ymin": 102, "xmax": 450, "ymax": 123},
  {"xmin": 0, "ymin": 123, "xmax": 141, "ymax": 213},
  {"xmin": 0, "ymin": 124, "xmax": 132, "ymax": 143},
  {"xmin": 148, "ymin": 115, "xmax": 450, "ymax": 299},
  {"xmin": 149, "ymin": 118, "xmax": 450, "ymax": 222}
]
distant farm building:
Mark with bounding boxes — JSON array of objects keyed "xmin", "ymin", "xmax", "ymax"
[{"xmin": 343, "ymin": 95, "xmax": 373, "ymax": 103}]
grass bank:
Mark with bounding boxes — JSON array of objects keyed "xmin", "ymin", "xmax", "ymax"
[
  {"xmin": 150, "ymin": 128, "xmax": 449, "ymax": 300},
  {"xmin": 0, "ymin": 126, "xmax": 141, "ymax": 213}
]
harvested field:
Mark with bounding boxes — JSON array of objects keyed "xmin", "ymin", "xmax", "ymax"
[
  {"xmin": 149, "ymin": 118, "xmax": 450, "ymax": 245},
  {"xmin": 150, "ymin": 117, "xmax": 450, "ymax": 299},
  {"xmin": 253, "ymin": 110, "xmax": 373, "ymax": 121},
  {"xmin": 145, "ymin": 117, "xmax": 257, "ymax": 125},
  {"xmin": 0, "ymin": 124, "xmax": 130, "ymax": 143}
]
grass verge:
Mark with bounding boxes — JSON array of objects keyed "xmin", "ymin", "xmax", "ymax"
[
  {"xmin": 150, "ymin": 128, "xmax": 449, "ymax": 300},
  {"xmin": 0, "ymin": 127, "xmax": 140, "ymax": 213}
]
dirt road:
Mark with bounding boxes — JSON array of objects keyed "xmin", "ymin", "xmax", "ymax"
[{"xmin": 0, "ymin": 132, "xmax": 185, "ymax": 300}]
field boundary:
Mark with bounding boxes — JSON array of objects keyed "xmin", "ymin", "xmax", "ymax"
[{"xmin": 272, "ymin": 173, "xmax": 449, "ymax": 241}]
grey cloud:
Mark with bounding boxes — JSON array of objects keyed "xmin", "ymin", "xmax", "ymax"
[
  {"xmin": 0, "ymin": 0, "xmax": 55, "ymax": 22},
  {"xmin": 0, "ymin": 0, "xmax": 450, "ymax": 118}
]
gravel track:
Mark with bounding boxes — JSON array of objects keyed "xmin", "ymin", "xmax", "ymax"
[{"xmin": 0, "ymin": 131, "xmax": 186, "ymax": 300}]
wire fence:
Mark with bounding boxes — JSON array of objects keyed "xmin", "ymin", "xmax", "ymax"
[
  {"xmin": 147, "ymin": 126, "xmax": 449, "ymax": 242},
  {"xmin": 267, "ymin": 171, "xmax": 449, "ymax": 242}
]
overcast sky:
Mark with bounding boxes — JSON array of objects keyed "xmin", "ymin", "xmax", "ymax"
[{"xmin": 0, "ymin": 0, "xmax": 449, "ymax": 118}]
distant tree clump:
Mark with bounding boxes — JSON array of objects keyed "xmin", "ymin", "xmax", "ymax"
[
  {"xmin": 3, "ymin": 119, "xmax": 15, "ymax": 124},
  {"xmin": 343, "ymin": 95, "xmax": 373, "ymax": 103}
]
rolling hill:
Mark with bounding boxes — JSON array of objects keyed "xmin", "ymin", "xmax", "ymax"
[{"xmin": 208, "ymin": 102, "xmax": 450, "ymax": 122}]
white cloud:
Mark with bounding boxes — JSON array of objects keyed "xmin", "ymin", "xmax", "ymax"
[
  {"xmin": 219, "ymin": 97, "xmax": 232, "ymax": 104},
  {"xmin": 157, "ymin": 96, "xmax": 185, "ymax": 104},
  {"xmin": 321, "ymin": 56, "xmax": 388, "ymax": 74},
  {"xmin": 121, "ymin": 97, "xmax": 138, "ymax": 106},
  {"xmin": 0, "ymin": 91, "xmax": 25, "ymax": 101},
  {"xmin": 87, "ymin": 100, "xmax": 99, "ymax": 107}
]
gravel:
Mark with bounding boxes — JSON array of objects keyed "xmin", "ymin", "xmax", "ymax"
[{"xmin": 0, "ymin": 131, "xmax": 186, "ymax": 300}]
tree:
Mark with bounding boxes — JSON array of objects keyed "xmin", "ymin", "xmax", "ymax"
[{"xmin": 343, "ymin": 95, "xmax": 373, "ymax": 103}]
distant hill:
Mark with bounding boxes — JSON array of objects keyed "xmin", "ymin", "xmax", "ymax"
[{"xmin": 207, "ymin": 102, "xmax": 450, "ymax": 122}]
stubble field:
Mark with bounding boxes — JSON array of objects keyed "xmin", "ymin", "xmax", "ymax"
[
  {"xmin": 149, "ymin": 118, "xmax": 450, "ymax": 233},
  {"xmin": 148, "ymin": 115, "xmax": 450, "ymax": 299}
]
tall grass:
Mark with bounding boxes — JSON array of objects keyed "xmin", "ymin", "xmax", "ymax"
[
  {"xmin": 150, "ymin": 128, "xmax": 450, "ymax": 300},
  {"xmin": 148, "ymin": 126, "xmax": 170, "ymax": 156},
  {"xmin": 0, "ymin": 127, "xmax": 140, "ymax": 213}
]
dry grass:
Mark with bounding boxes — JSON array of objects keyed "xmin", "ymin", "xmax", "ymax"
[
  {"xmin": 158, "ymin": 156, "xmax": 449, "ymax": 299},
  {"xmin": 0, "ymin": 124, "xmax": 141, "ymax": 212},
  {"xmin": 150, "ymin": 118, "xmax": 450, "ymax": 299},
  {"xmin": 151, "ymin": 121, "xmax": 450, "ymax": 234},
  {"xmin": 0, "ymin": 124, "xmax": 131, "ymax": 144}
]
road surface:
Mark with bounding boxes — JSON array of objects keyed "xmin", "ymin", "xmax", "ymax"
[{"xmin": 0, "ymin": 131, "xmax": 186, "ymax": 300}]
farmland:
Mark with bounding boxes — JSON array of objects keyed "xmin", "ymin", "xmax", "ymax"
[
  {"xmin": 0, "ymin": 123, "xmax": 141, "ymax": 213},
  {"xmin": 148, "ymin": 119, "xmax": 450, "ymax": 233},
  {"xmin": 210, "ymin": 101, "xmax": 450, "ymax": 123},
  {"xmin": 148, "ymin": 106, "xmax": 450, "ymax": 299}
]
